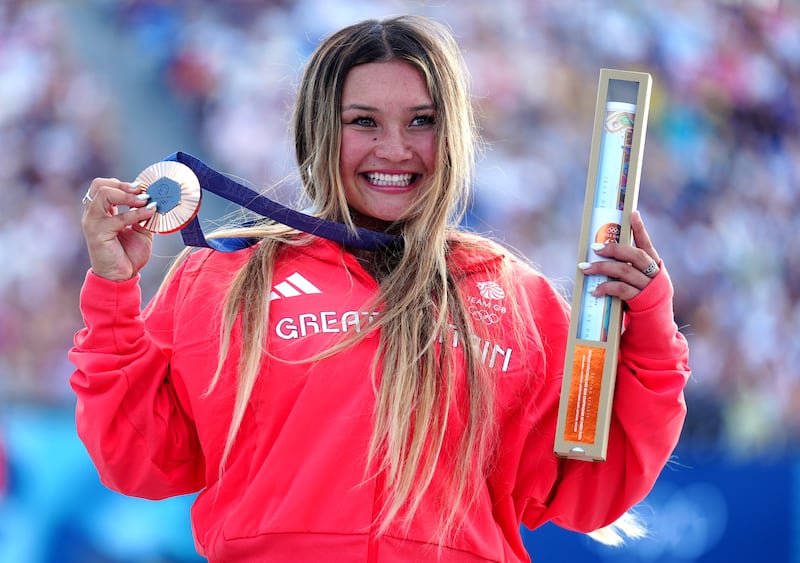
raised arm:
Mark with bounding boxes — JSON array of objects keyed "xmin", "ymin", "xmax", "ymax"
[
  {"xmin": 517, "ymin": 211, "xmax": 690, "ymax": 532},
  {"xmin": 69, "ymin": 177, "xmax": 205, "ymax": 499}
]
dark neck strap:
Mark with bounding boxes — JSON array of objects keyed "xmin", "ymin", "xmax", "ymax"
[{"xmin": 163, "ymin": 152, "xmax": 401, "ymax": 252}]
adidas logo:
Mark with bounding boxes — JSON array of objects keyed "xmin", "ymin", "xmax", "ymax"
[{"xmin": 270, "ymin": 272, "xmax": 322, "ymax": 301}]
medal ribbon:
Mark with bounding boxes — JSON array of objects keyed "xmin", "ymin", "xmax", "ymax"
[{"xmin": 162, "ymin": 152, "xmax": 400, "ymax": 252}]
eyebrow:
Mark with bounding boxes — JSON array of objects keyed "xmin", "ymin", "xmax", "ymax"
[{"xmin": 341, "ymin": 103, "xmax": 435, "ymax": 112}]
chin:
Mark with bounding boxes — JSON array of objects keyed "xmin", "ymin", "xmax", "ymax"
[{"xmin": 348, "ymin": 209, "xmax": 400, "ymax": 232}]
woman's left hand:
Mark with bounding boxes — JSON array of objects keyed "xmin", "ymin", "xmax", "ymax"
[{"xmin": 578, "ymin": 210, "xmax": 661, "ymax": 302}]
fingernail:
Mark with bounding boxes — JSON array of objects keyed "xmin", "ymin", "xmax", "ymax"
[
  {"xmin": 578, "ymin": 262, "xmax": 591, "ymax": 270},
  {"xmin": 129, "ymin": 180, "xmax": 143, "ymax": 189},
  {"xmin": 590, "ymin": 243, "xmax": 605, "ymax": 252},
  {"xmin": 146, "ymin": 201, "xmax": 158, "ymax": 210},
  {"xmin": 135, "ymin": 193, "xmax": 151, "ymax": 201}
]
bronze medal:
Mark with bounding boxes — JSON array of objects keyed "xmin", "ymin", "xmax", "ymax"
[{"xmin": 135, "ymin": 161, "xmax": 202, "ymax": 233}]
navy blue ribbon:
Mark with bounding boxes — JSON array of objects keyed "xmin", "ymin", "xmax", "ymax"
[{"xmin": 162, "ymin": 152, "xmax": 400, "ymax": 252}]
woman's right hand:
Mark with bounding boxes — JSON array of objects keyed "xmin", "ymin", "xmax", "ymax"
[{"xmin": 81, "ymin": 178, "xmax": 158, "ymax": 281}]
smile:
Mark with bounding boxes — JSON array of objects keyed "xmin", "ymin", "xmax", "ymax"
[{"xmin": 363, "ymin": 172, "xmax": 417, "ymax": 187}]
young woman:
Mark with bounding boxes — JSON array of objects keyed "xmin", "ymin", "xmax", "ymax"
[{"xmin": 70, "ymin": 15, "xmax": 689, "ymax": 562}]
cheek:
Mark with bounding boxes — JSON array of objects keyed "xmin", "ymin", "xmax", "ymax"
[
  {"xmin": 418, "ymin": 136, "xmax": 437, "ymax": 172},
  {"xmin": 339, "ymin": 133, "xmax": 369, "ymax": 174}
]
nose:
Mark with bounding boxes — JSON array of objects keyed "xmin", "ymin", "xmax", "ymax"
[{"xmin": 373, "ymin": 127, "xmax": 413, "ymax": 161}]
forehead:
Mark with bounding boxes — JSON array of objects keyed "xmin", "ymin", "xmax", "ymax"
[{"xmin": 341, "ymin": 60, "xmax": 432, "ymax": 106}]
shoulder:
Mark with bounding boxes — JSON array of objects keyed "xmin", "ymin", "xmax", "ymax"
[
  {"xmin": 169, "ymin": 247, "xmax": 242, "ymax": 290},
  {"xmin": 173, "ymin": 237, "xmax": 348, "ymax": 290},
  {"xmin": 448, "ymin": 232, "xmax": 564, "ymax": 299},
  {"xmin": 447, "ymin": 232, "xmax": 510, "ymax": 275},
  {"xmin": 182, "ymin": 245, "xmax": 258, "ymax": 274},
  {"xmin": 449, "ymin": 232, "xmax": 570, "ymax": 336}
]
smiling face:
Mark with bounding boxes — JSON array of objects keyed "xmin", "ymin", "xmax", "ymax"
[{"xmin": 339, "ymin": 60, "xmax": 437, "ymax": 230}]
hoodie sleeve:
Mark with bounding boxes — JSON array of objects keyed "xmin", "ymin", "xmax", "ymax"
[
  {"xmin": 68, "ymin": 259, "xmax": 206, "ymax": 500},
  {"xmin": 517, "ymin": 263, "xmax": 690, "ymax": 533}
]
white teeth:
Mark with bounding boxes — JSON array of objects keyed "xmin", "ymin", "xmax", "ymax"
[{"xmin": 365, "ymin": 172, "xmax": 414, "ymax": 186}]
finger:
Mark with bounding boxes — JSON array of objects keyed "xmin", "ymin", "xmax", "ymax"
[
  {"xmin": 83, "ymin": 199, "xmax": 157, "ymax": 240},
  {"xmin": 84, "ymin": 185, "xmax": 150, "ymax": 220},
  {"xmin": 588, "ymin": 242, "xmax": 659, "ymax": 282},
  {"xmin": 591, "ymin": 279, "xmax": 641, "ymax": 301},
  {"xmin": 82, "ymin": 179, "xmax": 144, "ymax": 209},
  {"xmin": 104, "ymin": 201, "xmax": 158, "ymax": 231},
  {"xmin": 83, "ymin": 177, "xmax": 121, "ymax": 205},
  {"xmin": 579, "ymin": 259, "xmax": 652, "ymax": 290},
  {"xmin": 630, "ymin": 210, "xmax": 660, "ymax": 263},
  {"xmin": 86, "ymin": 178, "xmax": 142, "ymax": 195},
  {"xmin": 590, "ymin": 214, "xmax": 661, "ymax": 275}
]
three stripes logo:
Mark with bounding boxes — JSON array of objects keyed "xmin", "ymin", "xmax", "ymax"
[{"xmin": 270, "ymin": 272, "xmax": 322, "ymax": 301}]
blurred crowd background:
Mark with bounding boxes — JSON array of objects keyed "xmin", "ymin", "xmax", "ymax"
[{"xmin": 0, "ymin": 0, "xmax": 798, "ymax": 561}]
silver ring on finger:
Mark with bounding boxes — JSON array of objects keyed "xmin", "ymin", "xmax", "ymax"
[
  {"xmin": 641, "ymin": 261, "xmax": 660, "ymax": 278},
  {"xmin": 81, "ymin": 188, "xmax": 94, "ymax": 205}
]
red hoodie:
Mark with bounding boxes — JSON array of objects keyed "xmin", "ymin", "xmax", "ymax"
[{"xmin": 69, "ymin": 237, "xmax": 689, "ymax": 562}]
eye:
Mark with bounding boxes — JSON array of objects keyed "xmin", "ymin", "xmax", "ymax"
[
  {"xmin": 348, "ymin": 115, "xmax": 376, "ymax": 127},
  {"xmin": 410, "ymin": 114, "xmax": 435, "ymax": 127}
]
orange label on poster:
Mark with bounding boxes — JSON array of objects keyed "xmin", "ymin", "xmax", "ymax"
[{"xmin": 563, "ymin": 344, "xmax": 606, "ymax": 444}]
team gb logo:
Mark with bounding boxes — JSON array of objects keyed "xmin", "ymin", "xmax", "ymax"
[{"xmin": 477, "ymin": 281, "xmax": 505, "ymax": 300}]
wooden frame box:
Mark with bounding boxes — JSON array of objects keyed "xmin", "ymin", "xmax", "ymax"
[{"xmin": 554, "ymin": 69, "xmax": 652, "ymax": 461}]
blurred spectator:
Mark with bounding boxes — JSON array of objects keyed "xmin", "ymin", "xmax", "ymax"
[
  {"xmin": 0, "ymin": 0, "xmax": 118, "ymax": 403},
  {"xmin": 0, "ymin": 436, "xmax": 5, "ymax": 500}
]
